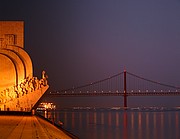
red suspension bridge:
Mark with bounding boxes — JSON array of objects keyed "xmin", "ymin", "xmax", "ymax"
[{"xmin": 48, "ymin": 70, "xmax": 180, "ymax": 108}]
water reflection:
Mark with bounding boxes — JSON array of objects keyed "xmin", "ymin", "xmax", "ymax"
[
  {"xmin": 175, "ymin": 112, "xmax": 179, "ymax": 139},
  {"xmin": 101, "ymin": 112, "xmax": 104, "ymax": 125},
  {"xmin": 160, "ymin": 112, "xmax": 164, "ymax": 139},
  {"xmin": 72, "ymin": 112, "xmax": 75, "ymax": 128},
  {"xmin": 86, "ymin": 112, "xmax": 89, "ymax": 129},
  {"xmin": 78, "ymin": 112, "xmax": 82, "ymax": 129},
  {"xmin": 145, "ymin": 112, "xmax": 150, "ymax": 139},
  {"xmin": 123, "ymin": 112, "xmax": 127, "ymax": 139},
  {"xmin": 40, "ymin": 110, "xmax": 180, "ymax": 139},
  {"xmin": 64, "ymin": 112, "xmax": 67, "ymax": 127},
  {"xmin": 94, "ymin": 112, "xmax": 97, "ymax": 124},
  {"xmin": 108, "ymin": 112, "xmax": 112, "ymax": 126},
  {"xmin": 138, "ymin": 112, "xmax": 142, "ymax": 139},
  {"xmin": 131, "ymin": 112, "xmax": 134, "ymax": 129},
  {"xmin": 115, "ymin": 112, "xmax": 119, "ymax": 127},
  {"xmin": 153, "ymin": 113, "xmax": 157, "ymax": 139}
]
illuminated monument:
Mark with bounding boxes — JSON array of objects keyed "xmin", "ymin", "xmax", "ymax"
[{"xmin": 0, "ymin": 21, "xmax": 49, "ymax": 111}]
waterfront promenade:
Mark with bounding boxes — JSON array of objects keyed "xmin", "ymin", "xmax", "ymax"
[{"xmin": 0, "ymin": 115, "xmax": 76, "ymax": 139}]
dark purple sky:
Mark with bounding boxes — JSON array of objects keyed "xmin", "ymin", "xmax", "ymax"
[{"xmin": 1, "ymin": 0, "xmax": 180, "ymax": 107}]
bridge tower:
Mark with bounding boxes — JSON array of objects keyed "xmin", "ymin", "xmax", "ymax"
[{"xmin": 124, "ymin": 70, "xmax": 127, "ymax": 108}]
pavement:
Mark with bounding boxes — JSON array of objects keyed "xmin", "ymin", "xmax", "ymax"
[{"xmin": 0, "ymin": 115, "xmax": 76, "ymax": 139}]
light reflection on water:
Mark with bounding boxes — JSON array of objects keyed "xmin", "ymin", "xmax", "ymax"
[{"xmin": 42, "ymin": 110, "xmax": 180, "ymax": 139}]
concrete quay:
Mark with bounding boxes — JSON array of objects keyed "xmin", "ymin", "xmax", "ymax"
[{"xmin": 0, "ymin": 115, "xmax": 78, "ymax": 139}]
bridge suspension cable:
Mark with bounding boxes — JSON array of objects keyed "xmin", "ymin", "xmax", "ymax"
[
  {"xmin": 126, "ymin": 71, "xmax": 180, "ymax": 90},
  {"xmin": 58, "ymin": 71, "xmax": 124, "ymax": 93}
]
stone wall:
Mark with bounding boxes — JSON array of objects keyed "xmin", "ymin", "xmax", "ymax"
[{"xmin": 0, "ymin": 21, "xmax": 24, "ymax": 48}]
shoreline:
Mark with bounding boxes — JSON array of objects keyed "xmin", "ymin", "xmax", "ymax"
[{"xmin": 36, "ymin": 112, "xmax": 79, "ymax": 139}]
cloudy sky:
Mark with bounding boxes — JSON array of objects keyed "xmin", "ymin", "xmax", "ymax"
[{"xmin": 1, "ymin": 0, "xmax": 180, "ymax": 107}]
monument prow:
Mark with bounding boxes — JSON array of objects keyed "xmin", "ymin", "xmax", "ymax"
[{"xmin": 0, "ymin": 21, "xmax": 49, "ymax": 111}]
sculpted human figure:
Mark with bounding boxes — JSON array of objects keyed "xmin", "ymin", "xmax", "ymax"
[
  {"xmin": 0, "ymin": 91, "xmax": 3, "ymax": 97},
  {"xmin": 10, "ymin": 86, "xmax": 16, "ymax": 99},
  {"xmin": 14, "ymin": 85, "xmax": 19, "ymax": 98},
  {"xmin": 3, "ymin": 89, "xmax": 6, "ymax": 97},
  {"xmin": 5, "ymin": 88, "xmax": 11, "ymax": 101},
  {"xmin": 42, "ymin": 70, "xmax": 46, "ymax": 79},
  {"xmin": 17, "ymin": 84, "xmax": 23, "ymax": 97},
  {"xmin": 28, "ymin": 78, "xmax": 34, "ymax": 92},
  {"xmin": 44, "ymin": 74, "xmax": 48, "ymax": 86},
  {"xmin": 39, "ymin": 79, "xmax": 44, "ymax": 87},
  {"xmin": 41, "ymin": 70, "xmax": 48, "ymax": 86},
  {"xmin": 20, "ymin": 82, "xmax": 26, "ymax": 96},
  {"xmin": 0, "ymin": 95, "xmax": 4, "ymax": 103},
  {"xmin": 25, "ymin": 79, "xmax": 29, "ymax": 93},
  {"xmin": 33, "ymin": 77, "xmax": 39, "ymax": 90}
]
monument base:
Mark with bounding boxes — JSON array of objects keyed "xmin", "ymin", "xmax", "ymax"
[{"xmin": 0, "ymin": 85, "xmax": 49, "ymax": 112}]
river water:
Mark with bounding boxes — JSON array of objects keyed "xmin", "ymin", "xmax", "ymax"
[{"xmin": 40, "ymin": 109, "xmax": 180, "ymax": 139}]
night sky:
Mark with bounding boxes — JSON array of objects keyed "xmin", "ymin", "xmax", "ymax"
[{"xmin": 1, "ymin": 0, "xmax": 180, "ymax": 107}]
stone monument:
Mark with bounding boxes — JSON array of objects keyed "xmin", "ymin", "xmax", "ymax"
[{"xmin": 0, "ymin": 21, "xmax": 49, "ymax": 111}]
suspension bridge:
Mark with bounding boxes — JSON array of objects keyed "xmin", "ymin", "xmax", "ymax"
[{"xmin": 47, "ymin": 70, "xmax": 180, "ymax": 108}]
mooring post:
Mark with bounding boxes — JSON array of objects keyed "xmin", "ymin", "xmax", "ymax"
[{"xmin": 124, "ymin": 70, "xmax": 127, "ymax": 108}]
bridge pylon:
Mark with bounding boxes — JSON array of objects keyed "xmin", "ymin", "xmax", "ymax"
[{"xmin": 124, "ymin": 70, "xmax": 127, "ymax": 109}]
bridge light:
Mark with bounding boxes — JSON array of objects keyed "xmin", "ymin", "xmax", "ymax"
[
  {"xmin": 131, "ymin": 90, "xmax": 133, "ymax": 92},
  {"xmin": 80, "ymin": 91, "xmax": 81, "ymax": 93},
  {"xmin": 154, "ymin": 90, "xmax": 156, "ymax": 92},
  {"xmin": 161, "ymin": 90, "xmax": 163, "ymax": 92},
  {"xmin": 138, "ymin": 90, "xmax": 140, "ymax": 92},
  {"xmin": 94, "ymin": 91, "xmax": 96, "ymax": 93},
  {"xmin": 116, "ymin": 90, "xmax": 118, "ymax": 93},
  {"xmin": 109, "ymin": 91, "xmax": 111, "ymax": 93},
  {"xmin": 102, "ymin": 91, "xmax": 103, "ymax": 93},
  {"xmin": 87, "ymin": 91, "xmax": 89, "ymax": 93},
  {"xmin": 176, "ymin": 90, "xmax": 178, "ymax": 92},
  {"xmin": 169, "ymin": 90, "xmax": 170, "ymax": 92},
  {"xmin": 146, "ymin": 90, "xmax": 148, "ymax": 92}
]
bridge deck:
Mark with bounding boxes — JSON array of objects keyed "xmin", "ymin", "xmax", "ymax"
[
  {"xmin": 48, "ymin": 92, "xmax": 180, "ymax": 97},
  {"xmin": 0, "ymin": 115, "xmax": 75, "ymax": 139}
]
